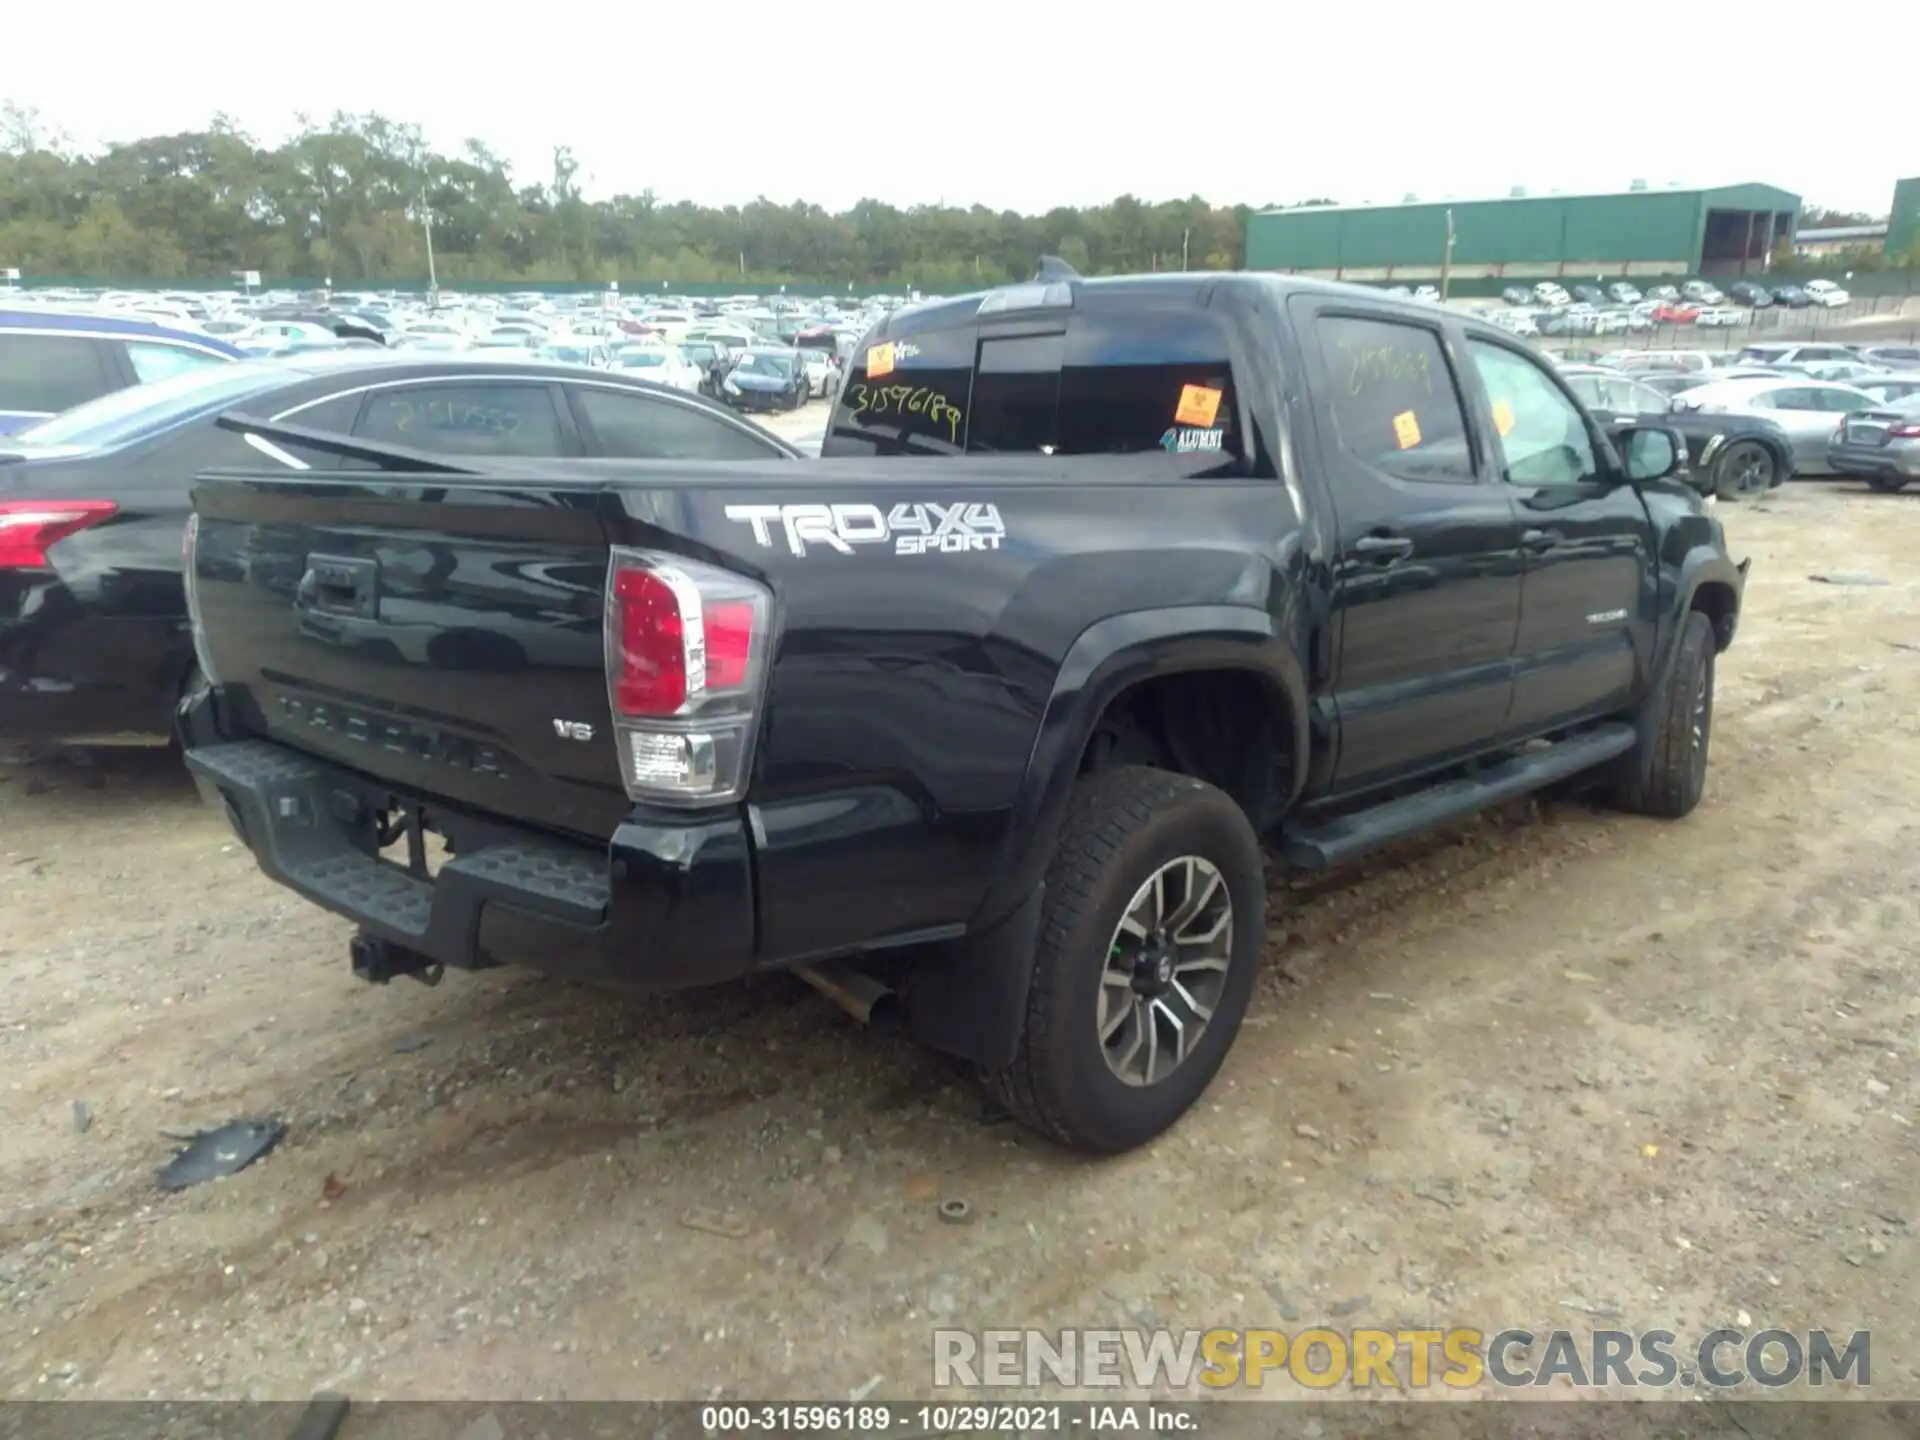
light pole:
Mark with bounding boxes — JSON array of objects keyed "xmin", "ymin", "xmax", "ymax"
[{"xmin": 421, "ymin": 192, "xmax": 438, "ymax": 304}]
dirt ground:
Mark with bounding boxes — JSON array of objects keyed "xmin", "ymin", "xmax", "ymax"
[{"xmin": 2, "ymin": 472, "xmax": 1916, "ymax": 1409}]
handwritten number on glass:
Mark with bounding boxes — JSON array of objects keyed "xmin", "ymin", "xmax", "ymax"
[{"xmin": 846, "ymin": 382, "xmax": 963, "ymax": 445}]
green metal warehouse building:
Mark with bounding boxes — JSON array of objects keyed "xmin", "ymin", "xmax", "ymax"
[{"xmin": 1244, "ymin": 183, "xmax": 1801, "ymax": 293}]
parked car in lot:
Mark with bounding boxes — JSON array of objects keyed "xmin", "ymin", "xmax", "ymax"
[
  {"xmin": 609, "ymin": 344, "xmax": 706, "ymax": 393},
  {"xmin": 1853, "ymin": 373, "xmax": 1920, "ymax": 407},
  {"xmin": 1860, "ymin": 345, "xmax": 1920, "ymax": 369},
  {"xmin": 532, "ymin": 339, "xmax": 614, "ymax": 369},
  {"xmin": 1828, "ymin": 394, "xmax": 1920, "ymax": 492},
  {"xmin": 1607, "ymin": 282, "xmax": 1643, "ymax": 305},
  {"xmin": 1671, "ymin": 376, "xmax": 1880, "ymax": 475},
  {"xmin": 1695, "ymin": 307, "xmax": 1746, "ymax": 328},
  {"xmin": 1558, "ymin": 365, "xmax": 1794, "ymax": 498},
  {"xmin": 1681, "ymin": 280, "xmax": 1725, "ymax": 305},
  {"xmin": 1728, "ymin": 281, "xmax": 1774, "ymax": 308},
  {"xmin": 721, "ymin": 347, "xmax": 809, "ymax": 411},
  {"xmin": 0, "ymin": 310, "xmax": 244, "ymax": 435},
  {"xmin": 1652, "ymin": 302, "xmax": 1700, "ymax": 324},
  {"xmin": 1737, "ymin": 342, "xmax": 1860, "ymax": 369},
  {"xmin": 0, "ymin": 354, "xmax": 796, "ymax": 747},
  {"xmin": 177, "ymin": 269, "xmax": 1746, "ymax": 1153},
  {"xmin": 1804, "ymin": 279, "xmax": 1851, "ymax": 309},
  {"xmin": 1772, "ymin": 285, "xmax": 1811, "ymax": 308}
]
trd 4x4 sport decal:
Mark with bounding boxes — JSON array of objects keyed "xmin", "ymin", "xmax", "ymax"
[{"xmin": 724, "ymin": 502, "xmax": 1006, "ymax": 558}]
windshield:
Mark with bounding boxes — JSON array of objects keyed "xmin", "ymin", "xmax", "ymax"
[
  {"xmin": 617, "ymin": 351, "xmax": 666, "ymax": 367},
  {"xmin": 541, "ymin": 346, "xmax": 594, "ymax": 363},
  {"xmin": 17, "ymin": 363, "xmax": 288, "ymax": 447},
  {"xmin": 735, "ymin": 353, "xmax": 792, "ymax": 376}
]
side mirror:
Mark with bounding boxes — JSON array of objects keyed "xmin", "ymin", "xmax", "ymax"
[{"xmin": 1619, "ymin": 424, "xmax": 1682, "ymax": 483}]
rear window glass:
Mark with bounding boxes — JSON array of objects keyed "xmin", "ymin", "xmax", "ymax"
[
  {"xmin": 1054, "ymin": 310, "xmax": 1242, "ymax": 467},
  {"xmin": 0, "ymin": 332, "xmax": 116, "ymax": 414},
  {"xmin": 829, "ymin": 327, "xmax": 974, "ymax": 455}
]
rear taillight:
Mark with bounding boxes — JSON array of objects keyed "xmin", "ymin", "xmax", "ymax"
[
  {"xmin": 181, "ymin": 512, "xmax": 220, "ymax": 685},
  {"xmin": 604, "ymin": 547, "xmax": 773, "ymax": 806},
  {"xmin": 0, "ymin": 499, "xmax": 117, "ymax": 570},
  {"xmin": 1889, "ymin": 423, "xmax": 1920, "ymax": 439}
]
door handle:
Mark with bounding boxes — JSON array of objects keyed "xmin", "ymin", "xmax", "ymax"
[
  {"xmin": 1353, "ymin": 533, "xmax": 1414, "ymax": 561},
  {"xmin": 1520, "ymin": 528, "xmax": 1561, "ymax": 553}
]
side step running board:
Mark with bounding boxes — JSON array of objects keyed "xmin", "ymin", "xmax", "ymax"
[{"xmin": 1280, "ymin": 722, "xmax": 1637, "ymax": 873}]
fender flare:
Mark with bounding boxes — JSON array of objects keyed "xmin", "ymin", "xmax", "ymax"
[
  {"xmin": 1657, "ymin": 549, "xmax": 1747, "ymax": 680},
  {"xmin": 972, "ymin": 605, "xmax": 1309, "ymax": 925}
]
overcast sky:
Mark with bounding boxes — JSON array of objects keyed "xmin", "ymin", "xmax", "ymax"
[{"xmin": 8, "ymin": 0, "xmax": 1910, "ymax": 216}]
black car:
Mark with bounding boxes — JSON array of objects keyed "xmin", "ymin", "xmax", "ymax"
[
  {"xmin": 721, "ymin": 347, "xmax": 808, "ymax": 412},
  {"xmin": 1728, "ymin": 281, "xmax": 1774, "ymax": 308},
  {"xmin": 1561, "ymin": 366, "xmax": 1793, "ymax": 498},
  {"xmin": 1571, "ymin": 284, "xmax": 1607, "ymax": 305},
  {"xmin": 678, "ymin": 339, "xmax": 729, "ymax": 397},
  {"xmin": 181, "ymin": 265, "xmax": 1747, "ymax": 1153},
  {"xmin": 1772, "ymin": 285, "xmax": 1812, "ymax": 308},
  {"xmin": 0, "ymin": 353, "xmax": 797, "ymax": 747}
]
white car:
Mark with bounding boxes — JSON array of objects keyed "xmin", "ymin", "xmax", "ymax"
[
  {"xmin": 1804, "ymin": 279, "xmax": 1851, "ymax": 308},
  {"xmin": 1412, "ymin": 285, "xmax": 1441, "ymax": 303},
  {"xmin": 1695, "ymin": 307, "xmax": 1745, "ymax": 328},
  {"xmin": 610, "ymin": 345, "xmax": 705, "ymax": 393},
  {"xmin": 1532, "ymin": 282, "xmax": 1572, "ymax": 307},
  {"xmin": 797, "ymin": 349, "xmax": 835, "ymax": 398},
  {"xmin": 1492, "ymin": 309, "xmax": 1539, "ymax": 337},
  {"xmin": 1681, "ymin": 280, "xmax": 1726, "ymax": 305}
]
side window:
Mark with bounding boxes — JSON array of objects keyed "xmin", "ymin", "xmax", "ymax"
[
  {"xmin": 1764, "ymin": 388, "xmax": 1817, "ymax": 411},
  {"xmin": 125, "ymin": 341, "xmax": 229, "ymax": 384},
  {"xmin": 967, "ymin": 334, "xmax": 1063, "ymax": 453},
  {"xmin": 1467, "ymin": 339, "xmax": 1599, "ymax": 488},
  {"xmin": 1563, "ymin": 374, "xmax": 1605, "ymax": 409},
  {"xmin": 0, "ymin": 333, "xmax": 117, "ymax": 413},
  {"xmin": 826, "ymin": 326, "xmax": 974, "ymax": 456},
  {"xmin": 573, "ymin": 386, "xmax": 782, "ymax": 460},
  {"xmin": 274, "ymin": 392, "xmax": 365, "ymax": 433},
  {"xmin": 356, "ymin": 384, "xmax": 565, "ymax": 457},
  {"xmin": 1315, "ymin": 315, "xmax": 1473, "ymax": 481},
  {"xmin": 1055, "ymin": 309, "xmax": 1244, "ymax": 467}
]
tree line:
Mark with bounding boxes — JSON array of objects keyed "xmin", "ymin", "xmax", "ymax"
[{"xmin": 0, "ymin": 106, "xmax": 1293, "ymax": 288}]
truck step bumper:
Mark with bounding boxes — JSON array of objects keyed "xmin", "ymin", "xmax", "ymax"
[{"xmin": 184, "ymin": 736, "xmax": 756, "ymax": 988}]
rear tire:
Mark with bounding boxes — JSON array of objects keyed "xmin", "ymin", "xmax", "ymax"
[
  {"xmin": 1604, "ymin": 609, "xmax": 1715, "ymax": 819},
  {"xmin": 1865, "ymin": 473, "xmax": 1909, "ymax": 494},
  {"xmin": 1712, "ymin": 440, "xmax": 1774, "ymax": 500},
  {"xmin": 987, "ymin": 765, "xmax": 1265, "ymax": 1154}
]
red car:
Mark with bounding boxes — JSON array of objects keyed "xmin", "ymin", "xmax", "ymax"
[{"xmin": 1652, "ymin": 303, "xmax": 1700, "ymax": 324}]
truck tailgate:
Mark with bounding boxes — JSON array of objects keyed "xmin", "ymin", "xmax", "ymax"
[{"xmin": 190, "ymin": 469, "xmax": 629, "ymax": 839}]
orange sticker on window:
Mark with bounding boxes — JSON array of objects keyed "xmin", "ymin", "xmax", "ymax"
[
  {"xmin": 1492, "ymin": 399, "xmax": 1516, "ymax": 437},
  {"xmin": 1175, "ymin": 384, "xmax": 1223, "ymax": 428},
  {"xmin": 867, "ymin": 342, "xmax": 896, "ymax": 378},
  {"xmin": 1392, "ymin": 410, "xmax": 1422, "ymax": 449}
]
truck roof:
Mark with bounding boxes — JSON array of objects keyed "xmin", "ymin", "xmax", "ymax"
[{"xmin": 870, "ymin": 270, "xmax": 1456, "ymax": 342}]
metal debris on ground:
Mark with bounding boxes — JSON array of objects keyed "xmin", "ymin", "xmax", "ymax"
[
  {"xmin": 71, "ymin": 1100, "xmax": 92, "ymax": 1134},
  {"xmin": 156, "ymin": 1117, "xmax": 286, "ymax": 1192},
  {"xmin": 938, "ymin": 1198, "xmax": 972, "ymax": 1225}
]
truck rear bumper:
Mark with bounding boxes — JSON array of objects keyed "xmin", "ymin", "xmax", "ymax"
[{"xmin": 179, "ymin": 691, "xmax": 756, "ymax": 989}]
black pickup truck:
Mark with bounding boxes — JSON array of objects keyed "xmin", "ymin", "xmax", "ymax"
[{"xmin": 178, "ymin": 269, "xmax": 1749, "ymax": 1153}]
